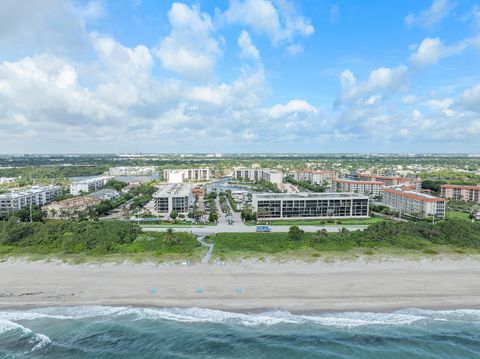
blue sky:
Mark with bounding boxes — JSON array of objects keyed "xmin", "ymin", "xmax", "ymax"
[{"xmin": 0, "ymin": 0, "xmax": 479, "ymax": 153}]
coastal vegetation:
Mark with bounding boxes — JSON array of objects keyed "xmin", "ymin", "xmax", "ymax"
[
  {"xmin": 0, "ymin": 220, "xmax": 201, "ymax": 261},
  {"xmin": 208, "ymin": 220, "xmax": 480, "ymax": 259}
]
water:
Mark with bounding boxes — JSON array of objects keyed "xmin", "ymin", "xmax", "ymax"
[{"xmin": 1, "ymin": 306, "xmax": 480, "ymax": 358}]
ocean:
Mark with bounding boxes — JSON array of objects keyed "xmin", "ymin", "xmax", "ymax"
[{"xmin": 1, "ymin": 306, "xmax": 479, "ymax": 358}]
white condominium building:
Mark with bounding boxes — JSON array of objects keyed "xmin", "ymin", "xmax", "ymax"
[
  {"xmin": 108, "ymin": 166, "xmax": 157, "ymax": 176},
  {"xmin": 293, "ymin": 170, "xmax": 337, "ymax": 188},
  {"xmin": 252, "ymin": 192, "xmax": 369, "ymax": 220},
  {"xmin": 441, "ymin": 184, "xmax": 480, "ymax": 203},
  {"xmin": 233, "ymin": 168, "xmax": 284, "ymax": 185},
  {"xmin": 334, "ymin": 179, "xmax": 384, "ymax": 196},
  {"xmin": 0, "ymin": 185, "xmax": 62, "ymax": 216},
  {"xmin": 153, "ymin": 183, "xmax": 193, "ymax": 215},
  {"xmin": 382, "ymin": 188, "xmax": 446, "ymax": 219},
  {"xmin": 163, "ymin": 168, "xmax": 211, "ymax": 183},
  {"xmin": 70, "ymin": 176, "xmax": 111, "ymax": 196}
]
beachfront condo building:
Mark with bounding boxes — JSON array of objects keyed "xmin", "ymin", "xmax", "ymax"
[
  {"xmin": 252, "ymin": 192, "xmax": 369, "ymax": 220},
  {"xmin": 108, "ymin": 166, "xmax": 157, "ymax": 176},
  {"xmin": 70, "ymin": 176, "xmax": 111, "ymax": 196},
  {"xmin": 0, "ymin": 185, "xmax": 62, "ymax": 216},
  {"xmin": 293, "ymin": 170, "xmax": 337, "ymax": 189},
  {"xmin": 358, "ymin": 173, "xmax": 422, "ymax": 191},
  {"xmin": 334, "ymin": 179, "xmax": 384, "ymax": 196},
  {"xmin": 233, "ymin": 167, "xmax": 284, "ymax": 185},
  {"xmin": 440, "ymin": 184, "xmax": 480, "ymax": 203},
  {"xmin": 163, "ymin": 168, "xmax": 211, "ymax": 183},
  {"xmin": 382, "ymin": 188, "xmax": 446, "ymax": 219},
  {"xmin": 153, "ymin": 183, "xmax": 193, "ymax": 215}
]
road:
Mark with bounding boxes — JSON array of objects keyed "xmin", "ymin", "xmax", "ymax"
[{"xmin": 142, "ymin": 224, "xmax": 368, "ymax": 235}]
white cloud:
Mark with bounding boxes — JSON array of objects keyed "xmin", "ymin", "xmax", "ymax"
[
  {"xmin": 409, "ymin": 36, "xmax": 480, "ymax": 67},
  {"xmin": 405, "ymin": 0, "xmax": 454, "ymax": 28},
  {"xmin": 337, "ymin": 66, "xmax": 408, "ymax": 106},
  {"xmin": 269, "ymin": 99, "xmax": 318, "ymax": 119},
  {"xmin": 224, "ymin": 0, "xmax": 313, "ymax": 44},
  {"xmin": 402, "ymin": 95, "xmax": 417, "ymax": 104},
  {"xmin": 456, "ymin": 83, "xmax": 480, "ymax": 112},
  {"xmin": 238, "ymin": 30, "xmax": 260, "ymax": 60},
  {"xmin": 155, "ymin": 2, "xmax": 221, "ymax": 81},
  {"xmin": 286, "ymin": 44, "xmax": 303, "ymax": 55}
]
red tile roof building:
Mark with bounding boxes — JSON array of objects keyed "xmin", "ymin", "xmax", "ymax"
[{"xmin": 440, "ymin": 184, "xmax": 480, "ymax": 203}]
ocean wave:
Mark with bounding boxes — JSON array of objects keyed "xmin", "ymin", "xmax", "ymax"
[
  {"xmin": 2, "ymin": 306, "xmax": 480, "ymax": 329},
  {"xmin": 0, "ymin": 318, "xmax": 51, "ymax": 352}
]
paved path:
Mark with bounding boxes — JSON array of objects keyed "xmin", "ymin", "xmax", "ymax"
[{"xmin": 195, "ymin": 235, "xmax": 214, "ymax": 263}]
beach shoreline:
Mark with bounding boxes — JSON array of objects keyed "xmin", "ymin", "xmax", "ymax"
[{"xmin": 1, "ymin": 258, "xmax": 480, "ymax": 313}]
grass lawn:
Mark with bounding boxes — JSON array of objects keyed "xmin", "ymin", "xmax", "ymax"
[
  {"xmin": 249, "ymin": 217, "xmax": 386, "ymax": 226},
  {"xmin": 446, "ymin": 211, "xmax": 471, "ymax": 221}
]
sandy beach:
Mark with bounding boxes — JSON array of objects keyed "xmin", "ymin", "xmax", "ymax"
[{"xmin": 1, "ymin": 258, "xmax": 480, "ymax": 312}]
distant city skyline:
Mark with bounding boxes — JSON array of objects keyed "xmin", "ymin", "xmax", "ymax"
[{"xmin": 1, "ymin": 0, "xmax": 479, "ymax": 153}]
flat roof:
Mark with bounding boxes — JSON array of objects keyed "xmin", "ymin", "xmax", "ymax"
[
  {"xmin": 253, "ymin": 192, "xmax": 369, "ymax": 200},
  {"xmin": 154, "ymin": 183, "xmax": 192, "ymax": 197}
]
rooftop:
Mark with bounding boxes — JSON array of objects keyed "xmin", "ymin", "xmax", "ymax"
[
  {"xmin": 154, "ymin": 183, "xmax": 193, "ymax": 197},
  {"xmin": 44, "ymin": 196, "xmax": 100, "ymax": 209},
  {"xmin": 253, "ymin": 192, "xmax": 368, "ymax": 200},
  {"xmin": 383, "ymin": 188, "xmax": 447, "ymax": 202}
]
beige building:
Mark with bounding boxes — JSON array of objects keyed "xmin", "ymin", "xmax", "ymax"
[
  {"xmin": 334, "ymin": 179, "xmax": 384, "ymax": 196},
  {"xmin": 441, "ymin": 184, "xmax": 480, "ymax": 203},
  {"xmin": 382, "ymin": 188, "xmax": 446, "ymax": 219},
  {"xmin": 43, "ymin": 196, "xmax": 101, "ymax": 219}
]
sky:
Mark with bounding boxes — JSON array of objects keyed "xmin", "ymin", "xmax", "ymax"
[{"xmin": 0, "ymin": 0, "xmax": 479, "ymax": 154}]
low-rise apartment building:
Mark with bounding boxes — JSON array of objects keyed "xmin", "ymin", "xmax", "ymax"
[
  {"xmin": 153, "ymin": 183, "xmax": 193, "ymax": 215},
  {"xmin": 382, "ymin": 188, "xmax": 446, "ymax": 219},
  {"xmin": 252, "ymin": 192, "xmax": 369, "ymax": 220},
  {"xmin": 0, "ymin": 185, "xmax": 62, "ymax": 216},
  {"xmin": 108, "ymin": 166, "xmax": 157, "ymax": 176},
  {"xmin": 293, "ymin": 170, "xmax": 337, "ymax": 188},
  {"xmin": 163, "ymin": 168, "xmax": 211, "ymax": 183},
  {"xmin": 440, "ymin": 184, "xmax": 480, "ymax": 203},
  {"xmin": 70, "ymin": 176, "xmax": 111, "ymax": 196},
  {"xmin": 233, "ymin": 168, "xmax": 284, "ymax": 185},
  {"xmin": 43, "ymin": 196, "xmax": 101, "ymax": 219},
  {"xmin": 334, "ymin": 179, "xmax": 384, "ymax": 196}
]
